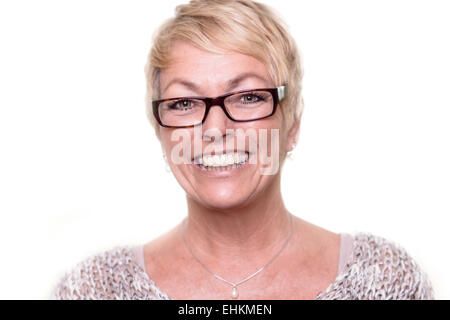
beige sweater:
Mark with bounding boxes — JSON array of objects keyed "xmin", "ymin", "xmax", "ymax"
[{"xmin": 51, "ymin": 233, "xmax": 434, "ymax": 300}]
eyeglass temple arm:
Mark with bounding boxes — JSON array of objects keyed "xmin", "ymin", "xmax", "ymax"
[{"xmin": 277, "ymin": 85, "xmax": 286, "ymax": 101}]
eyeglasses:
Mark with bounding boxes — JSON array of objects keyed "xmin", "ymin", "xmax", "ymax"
[{"xmin": 152, "ymin": 86, "xmax": 286, "ymax": 128}]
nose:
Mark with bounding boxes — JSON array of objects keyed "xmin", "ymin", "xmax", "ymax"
[{"xmin": 201, "ymin": 104, "xmax": 230, "ymax": 139}]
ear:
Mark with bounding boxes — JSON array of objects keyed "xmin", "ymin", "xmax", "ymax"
[{"xmin": 286, "ymin": 98, "xmax": 303, "ymax": 152}]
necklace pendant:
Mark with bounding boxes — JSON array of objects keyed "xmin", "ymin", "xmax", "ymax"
[{"xmin": 231, "ymin": 286, "xmax": 239, "ymax": 299}]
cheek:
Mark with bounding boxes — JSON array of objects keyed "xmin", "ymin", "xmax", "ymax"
[
  {"xmin": 270, "ymin": 109, "xmax": 289, "ymax": 149},
  {"xmin": 252, "ymin": 111, "xmax": 287, "ymax": 149},
  {"xmin": 159, "ymin": 129, "xmax": 185, "ymax": 161},
  {"xmin": 159, "ymin": 128, "xmax": 195, "ymax": 165},
  {"xmin": 159, "ymin": 130, "xmax": 172, "ymax": 154}
]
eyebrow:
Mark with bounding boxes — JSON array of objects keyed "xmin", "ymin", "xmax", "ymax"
[{"xmin": 161, "ymin": 72, "xmax": 271, "ymax": 97}]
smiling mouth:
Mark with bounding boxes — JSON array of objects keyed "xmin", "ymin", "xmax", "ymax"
[{"xmin": 193, "ymin": 152, "xmax": 249, "ymax": 172}]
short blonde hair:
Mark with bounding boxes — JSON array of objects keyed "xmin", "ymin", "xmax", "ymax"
[{"xmin": 145, "ymin": 0, "xmax": 303, "ymax": 133}]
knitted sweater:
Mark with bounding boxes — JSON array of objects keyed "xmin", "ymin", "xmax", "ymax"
[{"xmin": 51, "ymin": 233, "xmax": 434, "ymax": 300}]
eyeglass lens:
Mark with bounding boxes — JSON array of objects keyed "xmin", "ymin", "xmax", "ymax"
[{"xmin": 158, "ymin": 90, "xmax": 274, "ymax": 127}]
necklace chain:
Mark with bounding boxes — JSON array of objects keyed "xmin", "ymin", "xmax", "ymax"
[{"xmin": 181, "ymin": 213, "xmax": 294, "ymax": 298}]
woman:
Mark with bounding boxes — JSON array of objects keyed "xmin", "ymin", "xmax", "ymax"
[{"xmin": 52, "ymin": 0, "xmax": 433, "ymax": 300}]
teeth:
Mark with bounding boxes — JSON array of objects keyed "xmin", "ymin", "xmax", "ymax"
[{"xmin": 195, "ymin": 152, "xmax": 249, "ymax": 169}]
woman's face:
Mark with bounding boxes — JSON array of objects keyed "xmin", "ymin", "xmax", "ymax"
[{"xmin": 158, "ymin": 40, "xmax": 297, "ymax": 210}]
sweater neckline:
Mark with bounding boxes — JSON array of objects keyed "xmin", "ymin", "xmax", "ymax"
[{"xmin": 130, "ymin": 232, "xmax": 354, "ymax": 300}]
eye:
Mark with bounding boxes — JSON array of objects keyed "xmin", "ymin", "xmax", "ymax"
[
  {"xmin": 240, "ymin": 93, "xmax": 264, "ymax": 104},
  {"xmin": 168, "ymin": 99, "xmax": 194, "ymax": 110}
]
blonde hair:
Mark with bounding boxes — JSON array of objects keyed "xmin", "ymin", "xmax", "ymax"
[{"xmin": 145, "ymin": 0, "xmax": 303, "ymax": 133}]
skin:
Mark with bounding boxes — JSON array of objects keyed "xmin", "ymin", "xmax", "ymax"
[{"xmin": 144, "ymin": 40, "xmax": 341, "ymax": 299}]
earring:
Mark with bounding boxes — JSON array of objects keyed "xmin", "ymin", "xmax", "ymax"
[
  {"xmin": 287, "ymin": 151, "xmax": 295, "ymax": 160},
  {"xmin": 287, "ymin": 143, "xmax": 297, "ymax": 160},
  {"xmin": 163, "ymin": 153, "xmax": 171, "ymax": 172}
]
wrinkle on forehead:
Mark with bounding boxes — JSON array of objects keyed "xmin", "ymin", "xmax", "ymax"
[{"xmin": 160, "ymin": 41, "xmax": 273, "ymax": 97}]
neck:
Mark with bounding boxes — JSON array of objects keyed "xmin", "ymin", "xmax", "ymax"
[{"xmin": 183, "ymin": 174, "xmax": 292, "ymax": 262}]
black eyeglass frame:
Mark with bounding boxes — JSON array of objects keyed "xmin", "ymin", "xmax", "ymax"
[{"xmin": 151, "ymin": 85, "xmax": 286, "ymax": 128}]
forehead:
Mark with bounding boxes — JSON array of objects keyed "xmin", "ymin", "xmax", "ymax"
[{"xmin": 160, "ymin": 41, "xmax": 272, "ymax": 96}]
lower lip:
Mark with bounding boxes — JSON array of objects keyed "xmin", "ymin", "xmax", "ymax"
[{"xmin": 192, "ymin": 156, "xmax": 251, "ymax": 177}]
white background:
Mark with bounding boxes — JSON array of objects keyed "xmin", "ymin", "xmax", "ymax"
[{"xmin": 0, "ymin": 0, "xmax": 448, "ymax": 299}]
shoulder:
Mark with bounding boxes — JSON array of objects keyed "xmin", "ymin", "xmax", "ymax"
[
  {"xmin": 319, "ymin": 232, "xmax": 434, "ymax": 300},
  {"xmin": 51, "ymin": 246, "xmax": 164, "ymax": 300}
]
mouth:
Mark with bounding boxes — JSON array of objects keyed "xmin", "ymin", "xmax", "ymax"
[{"xmin": 192, "ymin": 151, "xmax": 250, "ymax": 172}]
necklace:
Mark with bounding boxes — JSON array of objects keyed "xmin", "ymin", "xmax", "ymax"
[{"xmin": 181, "ymin": 213, "xmax": 294, "ymax": 299}]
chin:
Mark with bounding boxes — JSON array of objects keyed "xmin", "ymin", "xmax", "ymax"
[{"xmin": 195, "ymin": 190, "xmax": 254, "ymax": 211}]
